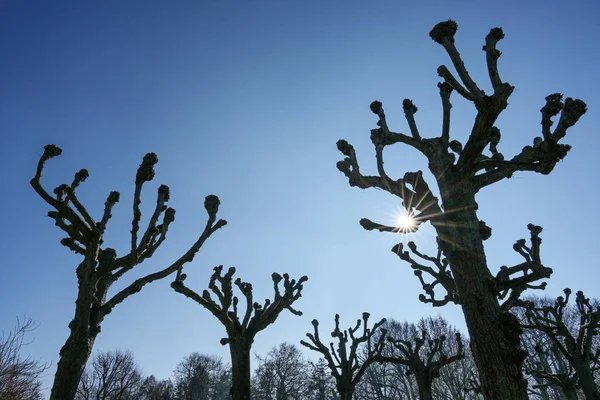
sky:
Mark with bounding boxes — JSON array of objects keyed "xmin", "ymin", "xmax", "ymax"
[{"xmin": 1, "ymin": 0, "xmax": 599, "ymax": 396}]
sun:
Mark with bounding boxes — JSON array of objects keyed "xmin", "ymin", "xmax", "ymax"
[{"xmin": 395, "ymin": 211, "xmax": 417, "ymax": 233}]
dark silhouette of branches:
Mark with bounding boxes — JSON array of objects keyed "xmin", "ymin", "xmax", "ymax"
[
  {"xmin": 335, "ymin": 19, "xmax": 587, "ymax": 400},
  {"xmin": 516, "ymin": 290, "xmax": 600, "ymax": 399},
  {"xmin": 76, "ymin": 349, "xmax": 143, "ymax": 400},
  {"xmin": 171, "ymin": 265, "xmax": 307, "ymax": 400},
  {"xmin": 300, "ymin": 313, "xmax": 387, "ymax": 400},
  {"xmin": 31, "ymin": 145, "xmax": 226, "ymax": 400},
  {"xmin": 0, "ymin": 317, "xmax": 47, "ymax": 400}
]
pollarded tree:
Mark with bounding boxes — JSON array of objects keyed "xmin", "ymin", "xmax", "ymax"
[
  {"xmin": 300, "ymin": 313, "xmax": 387, "ymax": 400},
  {"xmin": 516, "ymin": 290, "xmax": 600, "ymax": 399},
  {"xmin": 171, "ymin": 265, "xmax": 308, "ymax": 400},
  {"xmin": 335, "ymin": 20, "xmax": 587, "ymax": 400},
  {"xmin": 31, "ymin": 145, "xmax": 226, "ymax": 400},
  {"xmin": 375, "ymin": 323, "xmax": 465, "ymax": 400}
]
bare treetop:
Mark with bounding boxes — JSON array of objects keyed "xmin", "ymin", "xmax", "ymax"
[
  {"xmin": 335, "ymin": 19, "xmax": 588, "ymax": 400},
  {"xmin": 31, "ymin": 144, "xmax": 227, "ymax": 400}
]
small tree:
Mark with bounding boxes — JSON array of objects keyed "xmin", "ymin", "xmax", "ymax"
[
  {"xmin": 516, "ymin": 290, "xmax": 600, "ymax": 399},
  {"xmin": 300, "ymin": 313, "xmax": 387, "ymax": 400},
  {"xmin": 0, "ymin": 317, "xmax": 47, "ymax": 400},
  {"xmin": 31, "ymin": 145, "xmax": 226, "ymax": 400},
  {"xmin": 335, "ymin": 20, "xmax": 587, "ymax": 400},
  {"xmin": 171, "ymin": 265, "xmax": 307, "ymax": 400},
  {"xmin": 76, "ymin": 349, "xmax": 143, "ymax": 400}
]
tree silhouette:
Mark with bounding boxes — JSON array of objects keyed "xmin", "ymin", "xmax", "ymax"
[
  {"xmin": 375, "ymin": 327, "xmax": 464, "ymax": 400},
  {"xmin": 171, "ymin": 265, "xmax": 307, "ymax": 400},
  {"xmin": 336, "ymin": 20, "xmax": 587, "ymax": 400},
  {"xmin": 517, "ymin": 290, "xmax": 600, "ymax": 399},
  {"xmin": 31, "ymin": 145, "xmax": 226, "ymax": 400},
  {"xmin": 76, "ymin": 349, "xmax": 143, "ymax": 400},
  {"xmin": 300, "ymin": 313, "xmax": 386, "ymax": 400},
  {"xmin": 0, "ymin": 317, "xmax": 47, "ymax": 400}
]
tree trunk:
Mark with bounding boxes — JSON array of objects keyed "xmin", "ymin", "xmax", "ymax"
[
  {"xmin": 336, "ymin": 380, "xmax": 354, "ymax": 400},
  {"xmin": 574, "ymin": 361, "xmax": 600, "ymax": 400},
  {"xmin": 229, "ymin": 339, "xmax": 252, "ymax": 400},
  {"xmin": 49, "ymin": 321, "xmax": 96, "ymax": 400},
  {"xmin": 561, "ymin": 386, "xmax": 579, "ymax": 400},
  {"xmin": 415, "ymin": 374, "xmax": 433, "ymax": 400},
  {"xmin": 50, "ymin": 264, "xmax": 102, "ymax": 400},
  {"xmin": 435, "ymin": 183, "xmax": 528, "ymax": 400},
  {"xmin": 338, "ymin": 389, "xmax": 354, "ymax": 400}
]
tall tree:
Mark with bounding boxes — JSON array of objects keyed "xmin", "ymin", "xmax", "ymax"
[
  {"xmin": 173, "ymin": 353, "xmax": 231, "ymax": 400},
  {"xmin": 253, "ymin": 343, "xmax": 309, "ymax": 400},
  {"xmin": 335, "ymin": 20, "xmax": 587, "ymax": 400},
  {"xmin": 171, "ymin": 265, "xmax": 308, "ymax": 400},
  {"xmin": 300, "ymin": 313, "xmax": 387, "ymax": 400},
  {"xmin": 31, "ymin": 145, "xmax": 226, "ymax": 400},
  {"xmin": 0, "ymin": 317, "xmax": 47, "ymax": 400},
  {"xmin": 76, "ymin": 349, "xmax": 143, "ymax": 400},
  {"xmin": 516, "ymin": 290, "xmax": 600, "ymax": 399}
]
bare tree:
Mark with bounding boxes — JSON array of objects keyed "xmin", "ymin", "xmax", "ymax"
[
  {"xmin": 138, "ymin": 376, "xmax": 174, "ymax": 400},
  {"xmin": 300, "ymin": 313, "xmax": 387, "ymax": 400},
  {"xmin": 376, "ymin": 325, "xmax": 464, "ymax": 400},
  {"xmin": 252, "ymin": 343, "xmax": 309, "ymax": 400},
  {"xmin": 171, "ymin": 265, "xmax": 308, "ymax": 400},
  {"xmin": 31, "ymin": 145, "xmax": 226, "ymax": 400},
  {"xmin": 335, "ymin": 20, "xmax": 587, "ymax": 400},
  {"xmin": 516, "ymin": 290, "xmax": 600, "ymax": 399},
  {"xmin": 0, "ymin": 317, "xmax": 47, "ymax": 400},
  {"xmin": 516, "ymin": 303, "xmax": 568, "ymax": 400},
  {"xmin": 305, "ymin": 359, "xmax": 337, "ymax": 400},
  {"xmin": 173, "ymin": 353, "xmax": 231, "ymax": 400},
  {"xmin": 76, "ymin": 349, "xmax": 143, "ymax": 400}
]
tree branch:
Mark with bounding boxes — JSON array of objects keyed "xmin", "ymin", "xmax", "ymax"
[
  {"xmin": 300, "ymin": 313, "xmax": 387, "ymax": 392},
  {"xmin": 494, "ymin": 224, "xmax": 553, "ymax": 311},
  {"xmin": 392, "ymin": 240, "xmax": 458, "ymax": 307}
]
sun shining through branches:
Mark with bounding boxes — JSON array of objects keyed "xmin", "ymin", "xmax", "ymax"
[{"xmin": 395, "ymin": 210, "xmax": 417, "ymax": 233}]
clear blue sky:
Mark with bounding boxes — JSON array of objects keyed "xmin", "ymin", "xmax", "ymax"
[{"xmin": 1, "ymin": 0, "xmax": 598, "ymax": 396}]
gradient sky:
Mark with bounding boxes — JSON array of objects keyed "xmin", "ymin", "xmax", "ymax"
[{"xmin": 1, "ymin": 0, "xmax": 598, "ymax": 396}]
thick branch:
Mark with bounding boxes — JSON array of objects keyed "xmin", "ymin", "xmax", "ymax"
[
  {"xmin": 474, "ymin": 94, "xmax": 587, "ymax": 190},
  {"xmin": 430, "ymin": 20, "xmax": 484, "ymax": 98},
  {"xmin": 483, "ymin": 27, "xmax": 505, "ymax": 90},
  {"xmin": 494, "ymin": 224, "xmax": 552, "ymax": 310},
  {"xmin": 99, "ymin": 196, "xmax": 226, "ymax": 320}
]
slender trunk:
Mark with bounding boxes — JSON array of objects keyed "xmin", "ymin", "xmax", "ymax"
[
  {"xmin": 49, "ymin": 322, "xmax": 97, "ymax": 400},
  {"xmin": 229, "ymin": 338, "xmax": 252, "ymax": 400},
  {"xmin": 435, "ymin": 183, "xmax": 528, "ymax": 400}
]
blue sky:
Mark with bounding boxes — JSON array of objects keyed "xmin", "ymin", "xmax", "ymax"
[{"xmin": 1, "ymin": 0, "xmax": 598, "ymax": 395}]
